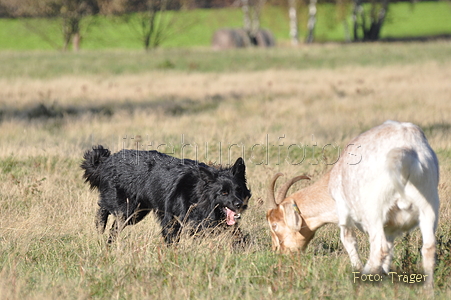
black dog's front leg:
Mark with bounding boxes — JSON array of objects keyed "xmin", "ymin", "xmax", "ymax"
[
  {"xmin": 161, "ymin": 217, "xmax": 182, "ymax": 244},
  {"xmin": 107, "ymin": 216, "xmax": 125, "ymax": 244}
]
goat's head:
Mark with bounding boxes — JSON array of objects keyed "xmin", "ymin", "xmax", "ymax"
[{"xmin": 266, "ymin": 173, "xmax": 312, "ymax": 253}]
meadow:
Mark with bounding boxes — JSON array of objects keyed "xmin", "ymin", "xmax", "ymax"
[
  {"xmin": 1, "ymin": 40, "xmax": 451, "ymax": 299},
  {"xmin": 0, "ymin": 2, "xmax": 451, "ymax": 50}
]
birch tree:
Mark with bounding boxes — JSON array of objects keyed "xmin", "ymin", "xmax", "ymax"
[
  {"xmin": 288, "ymin": 0, "xmax": 298, "ymax": 45},
  {"xmin": 241, "ymin": 0, "xmax": 266, "ymax": 40},
  {"xmin": 305, "ymin": 0, "xmax": 316, "ymax": 43}
]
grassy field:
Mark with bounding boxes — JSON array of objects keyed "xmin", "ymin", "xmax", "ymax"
[
  {"xmin": 0, "ymin": 2, "xmax": 451, "ymax": 50},
  {"xmin": 1, "ymin": 40, "xmax": 451, "ymax": 299}
]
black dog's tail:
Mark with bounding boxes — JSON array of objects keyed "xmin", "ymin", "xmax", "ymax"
[{"xmin": 81, "ymin": 145, "xmax": 111, "ymax": 190}]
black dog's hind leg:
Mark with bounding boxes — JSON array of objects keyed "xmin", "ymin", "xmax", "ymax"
[
  {"xmin": 107, "ymin": 206, "xmax": 151, "ymax": 244},
  {"xmin": 106, "ymin": 195, "xmax": 138, "ymax": 243},
  {"xmin": 95, "ymin": 207, "xmax": 110, "ymax": 234}
]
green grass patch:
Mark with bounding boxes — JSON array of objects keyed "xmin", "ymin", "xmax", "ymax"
[
  {"xmin": 382, "ymin": 1, "xmax": 451, "ymax": 39},
  {"xmin": 1, "ymin": 41, "xmax": 450, "ymax": 79}
]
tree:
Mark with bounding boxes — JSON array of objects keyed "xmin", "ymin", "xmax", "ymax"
[
  {"xmin": 336, "ymin": 0, "xmax": 352, "ymax": 42},
  {"xmin": 0, "ymin": 1, "xmax": 11, "ymax": 17},
  {"xmin": 53, "ymin": 0, "xmax": 99, "ymax": 51},
  {"xmin": 305, "ymin": 0, "xmax": 317, "ymax": 43},
  {"xmin": 241, "ymin": 0, "xmax": 266, "ymax": 41},
  {"xmin": 352, "ymin": 0, "xmax": 389, "ymax": 41},
  {"xmin": 0, "ymin": 0, "xmax": 99, "ymax": 51},
  {"xmin": 99, "ymin": 0, "xmax": 176, "ymax": 50},
  {"xmin": 283, "ymin": 0, "xmax": 315, "ymax": 44},
  {"xmin": 284, "ymin": 0, "xmax": 386, "ymax": 44},
  {"xmin": 288, "ymin": 0, "xmax": 299, "ymax": 45},
  {"xmin": 138, "ymin": 0, "xmax": 171, "ymax": 50}
]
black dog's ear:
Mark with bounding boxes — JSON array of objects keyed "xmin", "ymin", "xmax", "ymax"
[
  {"xmin": 231, "ymin": 157, "xmax": 246, "ymax": 180},
  {"xmin": 199, "ymin": 167, "xmax": 215, "ymax": 184}
]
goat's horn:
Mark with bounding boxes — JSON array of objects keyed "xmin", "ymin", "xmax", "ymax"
[
  {"xmin": 267, "ymin": 173, "xmax": 284, "ymax": 209},
  {"xmin": 276, "ymin": 175, "xmax": 311, "ymax": 203}
]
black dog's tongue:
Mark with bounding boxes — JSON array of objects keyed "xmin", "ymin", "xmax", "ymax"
[{"xmin": 225, "ymin": 208, "xmax": 236, "ymax": 225}]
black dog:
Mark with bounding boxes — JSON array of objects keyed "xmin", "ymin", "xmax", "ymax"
[{"xmin": 81, "ymin": 145, "xmax": 251, "ymax": 244}]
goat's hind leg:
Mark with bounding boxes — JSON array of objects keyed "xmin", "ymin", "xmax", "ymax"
[
  {"xmin": 340, "ymin": 224, "xmax": 363, "ymax": 270},
  {"xmin": 419, "ymin": 206, "xmax": 438, "ymax": 288},
  {"xmin": 410, "ymin": 182, "xmax": 439, "ymax": 287},
  {"xmin": 382, "ymin": 235, "xmax": 395, "ymax": 274},
  {"xmin": 364, "ymin": 225, "xmax": 389, "ymax": 275}
]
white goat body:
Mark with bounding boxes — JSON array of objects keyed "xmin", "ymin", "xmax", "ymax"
[{"xmin": 329, "ymin": 120, "xmax": 440, "ymax": 286}]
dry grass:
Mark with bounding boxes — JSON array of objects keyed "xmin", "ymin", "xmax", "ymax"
[{"xmin": 1, "ymin": 44, "xmax": 451, "ymax": 299}]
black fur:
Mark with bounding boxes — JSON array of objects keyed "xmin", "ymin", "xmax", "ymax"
[{"xmin": 81, "ymin": 145, "xmax": 251, "ymax": 244}]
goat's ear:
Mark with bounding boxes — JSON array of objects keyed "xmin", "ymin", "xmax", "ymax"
[
  {"xmin": 231, "ymin": 157, "xmax": 246, "ymax": 180},
  {"xmin": 281, "ymin": 200, "xmax": 302, "ymax": 232},
  {"xmin": 199, "ymin": 167, "xmax": 215, "ymax": 183}
]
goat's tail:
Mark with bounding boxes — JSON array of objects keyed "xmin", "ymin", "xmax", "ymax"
[
  {"xmin": 386, "ymin": 147, "xmax": 422, "ymax": 207},
  {"xmin": 80, "ymin": 145, "xmax": 111, "ymax": 190}
]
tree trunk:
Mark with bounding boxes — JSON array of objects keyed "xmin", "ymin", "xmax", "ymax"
[
  {"xmin": 367, "ymin": 0, "xmax": 388, "ymax": 41},
  {"xmin": 242, "ymin": 0, "xmax": 251, "ymax": 33},
  {"xmin": 62, "ymin": 18, "xmax": 72, "ymax": 51},
  {"xmin": 352, "ymin": 1, "xmax": 360, "ymax": 41},
  {"xmin": 250, "ymin": 0, "xmax": 265, "ymax": 37},
  {"xmin": 73, "ymin": 32, "xmax": 81, "ymax": 52},
  {"xmin": 306, "ymin": 0, "xmax": 317, "ymax": 43},
  {"xmin": 62, "ymin": 14, "xmax": 81, "ymax": 52},
  {"xmin": 141, "ymin": 0, "xmax": 169, "ymax": 50},
  {"xmin": 288, "ymin": 0, "xmax": 298, "ymax": 46},
  {"xmin": 142, "ymin": 10, "xmax": 157, "ymax": 50},
  {"xmin": 353, "ymin": 0, "xmax": 389, "ymax": 42},
  {"xmin": 142, "ymin": 1, "xmax": 158, "ymax": 50}
]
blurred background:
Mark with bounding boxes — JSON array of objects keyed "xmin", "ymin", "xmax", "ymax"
[{"xmin": 0, "ymin": 0, "xmax": 450, "ymax": 51}]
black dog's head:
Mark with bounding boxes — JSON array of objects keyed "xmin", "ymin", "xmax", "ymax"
[{"xmin": 199, "ymin": 157, "xmax": 251, "ymax": 226}]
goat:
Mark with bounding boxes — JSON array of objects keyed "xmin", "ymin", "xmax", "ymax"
[
  {"xmin": 266, "ymin": 171, "xmax": 338, "ymax": 252},
  {"xmin": 329, "ymin": 120, "xmax": 440, "ymax": 287}
]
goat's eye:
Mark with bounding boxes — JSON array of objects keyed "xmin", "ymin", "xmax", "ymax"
[
  {"xmin": 221, "ymin": 191, "xmax": 228, "ymax": 196},
  {"xmin": 272, "ymin": 223, "xmax": 278, "ymax": 231}
]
